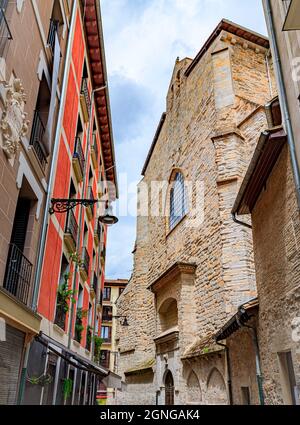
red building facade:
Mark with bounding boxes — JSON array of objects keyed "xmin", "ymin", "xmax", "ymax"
[{"xmin": 23, "ymin": 0, "xmax": 118, "ymax": 405}]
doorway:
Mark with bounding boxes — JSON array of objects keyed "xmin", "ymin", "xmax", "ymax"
[{"xmin": 165, "ymin": 371, "xmax": 174, "ymax": 405}]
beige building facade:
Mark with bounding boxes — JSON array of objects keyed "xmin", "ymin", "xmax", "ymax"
[
  {"xmin": 232, "ymin": 96, "xmax": 300, "ymax": 404},
  {"xmin": 116, "ymin": 20, "xmax": 277, "ymax": 405},
  {"xmin": 99, "ymin": 279, "xmax": 128, "ymax": 404}
]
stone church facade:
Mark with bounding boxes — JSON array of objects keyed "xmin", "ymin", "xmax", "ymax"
[{"xmin": 116, "ymin": 20, "xmax": 277, "ymax": 405}]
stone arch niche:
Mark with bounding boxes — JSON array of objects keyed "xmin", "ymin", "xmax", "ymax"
[
  {"xmin": 186, "ymin": 370, "xmax": 202, "ymax": 404},
  {"xmin": 206, "ymin": 368, "xmax": 228, "ymax": 405},
  {"xmin": 158, "ymin": 297, "xmax": 178, "ymax": 334}
]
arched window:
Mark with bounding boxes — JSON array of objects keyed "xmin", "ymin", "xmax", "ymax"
[{"xmin": 169, "ymin": 172, "xmax": 186, "ymax": 230}]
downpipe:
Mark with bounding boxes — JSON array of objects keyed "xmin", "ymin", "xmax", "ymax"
[
  {"xmin": 232, "ymin": 212, "xmax": 252, "ymax": 229},
  {"xmin": 237, "ymin": 317, "xmax": 265, "ymax": 405},
  {"xmin": 215, "ymin": 341, "xmax": 233, "ymax": 405},
  {"xmin": 265, "ymin": 0, "xmax": 300, "ymax": 208}
]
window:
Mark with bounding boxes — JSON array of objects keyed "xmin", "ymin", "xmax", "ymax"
[
  {"xmin": 102, "ymin": 306, "xmax": 112, "ymax": 322},
  {"xmin": 101, "ymin": 326, "xmax": 111, "ymax": 342},
  {"xmin": 119, "ymin": 287, "xmax": 125, "ymax": 297},
  {"xmin": 103, "ymin": 287, "xmax": 111, "ymax": 301},
  {"xmin": 241, "ymin": 387, "xmax": 251, "ymax": 405},
  {"xmin": 169, "ymin": 172, "xmax": 186, "ymax": 230}
]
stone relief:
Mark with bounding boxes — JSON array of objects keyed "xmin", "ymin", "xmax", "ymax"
[{"xmin": 0, "ymin": 78, "xmax": 29, "ymax": 160}]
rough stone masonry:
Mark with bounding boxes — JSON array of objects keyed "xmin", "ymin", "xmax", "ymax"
[{"xmin": 115, "ymin": 20, "xmax": 277, "ymax": 405}]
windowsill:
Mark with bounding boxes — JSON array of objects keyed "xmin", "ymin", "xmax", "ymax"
[{"xmin": 166, "ymin": 214, "xmax": 188, "ymax": 238}]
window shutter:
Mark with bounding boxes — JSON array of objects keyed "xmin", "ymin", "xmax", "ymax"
[{"xmin": 10, "ymin": 198, "xmax": 31, "ymax": 252}]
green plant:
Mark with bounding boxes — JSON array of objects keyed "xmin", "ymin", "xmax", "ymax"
[
  {"xmin": 56, "ymin": 273, "xmax": 77, "ymax": 314},
  {"xmin": 93, "ymin": 336, "xmax": 104, "ymax": 362},
  {"xmin": 86, "ymin": 325, "xmax": 93, "ymax": 348},
  {"xmin": 75, "ymin": 308, "xmax": 88, "ymax": 342},
  {"xmin": 70, "ymin": 251, "xmax": 83, "ymax": 267},
  {"xmin": 62, "ymin": 378, "xmax": 73, "ymax": 402},
  {"xmin": 27, "ymin": 373, "xmax": 53, "ymax": 386}
]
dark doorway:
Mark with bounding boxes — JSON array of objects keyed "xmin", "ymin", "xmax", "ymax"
[{"xmin": 165, "ymin": 371, "xmax": 174, "ymax": 405}]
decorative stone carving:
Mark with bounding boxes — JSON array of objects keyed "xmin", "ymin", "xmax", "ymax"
[{"xmin": 0, "ymin": 78, "xmax": 29, "ymax": 160}]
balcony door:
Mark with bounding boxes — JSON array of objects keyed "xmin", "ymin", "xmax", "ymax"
[{"xmin": 4, "ymin": 195, "xmax": 31, "ymax": 302}]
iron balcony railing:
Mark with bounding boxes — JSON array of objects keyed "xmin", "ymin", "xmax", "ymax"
[
  {"xmin": 102, "ymin": 308, "xmax": 112, "ymax": 322},
  {"xmin": 81, "ymin": 78, "xmax": 91, "ymax": 116},
  {"xmin": 86, "ymin": 326, "xmax": 92, "ymax": 351},
  {"xmin": 87, "ymin": 186, "xmax": 95, "ymax": 217},
  {"xmin": 30, "ymin": 111, "xmax": 48, "ymax": 171},
  {"xmin": 54, "ymin": 303, "xmax": 66, "ymax": 330},
  {"xmin": 95, "ymin": 220, "xmax": 102, "ymax": 241},
  {"xmin": 65, "ymin": 209, "xmax": 78, "ymax": 247},
  {"xmin": 92, "ymin": 273, "xmax": 98, "ymax": 294},
  {"xmin": 92, "ymin": 134, "xmax": 98, "ymax": 160},
  {"xmin": 47, "ymin": 19, "xmax": 59, "ymax": 55},
  {"xmin": 0, "ymin": 8, "xmax": 12, "ymax": 57},
  {"xmin": 3, "ymin": 244, "xmax": 33, "ymax": 305},
  {"xmin": 81, "ymin": 247, "xmax": 90, "ymax": 277},
  {"xmin": 73, "ymin": 137, "xmax": 85, "ymax": 176}
]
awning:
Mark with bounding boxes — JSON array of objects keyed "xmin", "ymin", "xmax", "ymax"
[
  {"xmin": 215, "ymin": 298, "xmax": 258, "ymax": 342},
  {"xmin": 36, "ymin": 332, "xmax": 114, "ymax": 379},
  {"xmin": 232, "ymin": 128, "xmax": 286, "ymax": 216},
  {"xmin": 182, "ymin": 334, "xmax": 224, "ymax": 360},
  {"xmin": 124, "ymin": 359, "xmax": 155, "ymax": 376}
]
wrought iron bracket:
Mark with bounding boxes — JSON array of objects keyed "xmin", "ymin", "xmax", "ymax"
[{"xmin": 49, "ymin": 198, "xmax": 101, "ymax": 214}]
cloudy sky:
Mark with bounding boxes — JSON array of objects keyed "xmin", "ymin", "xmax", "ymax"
[{"xmin": 101, "ymin": 0, "xmax": 268, "ymax": 280}]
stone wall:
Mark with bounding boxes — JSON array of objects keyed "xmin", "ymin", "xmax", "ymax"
[
  {"xmin": 116, "ymin": 25, "xmax": 275, "ymax": 405},
  {"xmin": 252, "ymin": 144, "xmax": 300, "ymax": 405}
]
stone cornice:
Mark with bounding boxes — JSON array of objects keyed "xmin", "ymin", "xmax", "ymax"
[{"xmin": 147, "ymin": 262, "xmax": 197, "ymax": 294}]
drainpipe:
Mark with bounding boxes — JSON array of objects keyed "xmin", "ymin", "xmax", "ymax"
[
  {"xmin": 231, "ymin": 212, "xmax": 252, "ymax": 229},
  {"xmin": 17, "ymin": 1, "xmax": 78, "ymax": 406},
  {"xmin": 265, "ymin": 0, "xmax": 300, "ymax": 208},
  {"xmin": 215, "ymin": 341, "xmax": 233, "ymax": 405},
  {"xmin": 237, "ymin": 317, "xmax": 265, "ymax": 405}
]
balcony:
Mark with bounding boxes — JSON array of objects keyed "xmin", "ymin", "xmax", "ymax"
[
  {"xmin": 100, "ymin": 243, "xmax": 106, "ymax": 266},
  {"xmin": 29, "ymin": 111, "xmax": 48, "ymax": 171},
  {"xmin": 102, "ymin": 307, "xmax": 112, "ymax": 323},
  {"xmin": 54, "ymin": 303, "xmax": 66, "ymax": 331},
  {"xmin": 80, "ymin": 247, "xmax": 90, "ymax": 281},
  {"xmin": 86, "ymin": 186, "xmax": 95, "ymax": 221},
  {"xmin": 64, "ymin": 209, "xmax": 78, "ymax": 253},
  {"xmin": 91, "ymin": 273, "xmax": 98, "ymax": 299},
  {"xmin": 47, "ymin": 19, "xmax": 59, "ymax": 55},
  {"xmin": 3, "ymin": 244, "xmax": 33, "ymax": 306},
  {"xmin": 94, "ymin": 221, "xmax": 102, "ymax": 246},
  {"xmin": 72, "ymin": 137, "xmax": 85, "ymax": 183},
  {"xmin": 91, "ymin": 134, "xmax": 99, "ymax": 169},
  {"xmin": 80, "ymin": 78, "xmax": 91, "ymax": 123},
  {"xmin": 86, "ymin": 326, "xmax": 92, "ymax": 351},
  {"xmin": 0, "ymin": 8, "xmax": 12, "ymax": 58}
]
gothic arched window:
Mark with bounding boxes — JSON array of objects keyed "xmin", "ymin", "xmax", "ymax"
[{"xmin": 169, "ymin": 172, "xmax": 186, "ymax": 230}]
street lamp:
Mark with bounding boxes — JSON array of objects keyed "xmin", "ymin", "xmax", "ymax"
[{"xmin": 49, "ymin": 199, "xmax": 118, "ymax": 225}]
